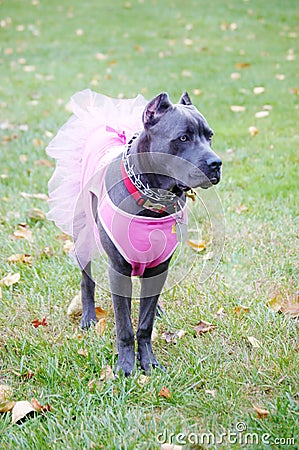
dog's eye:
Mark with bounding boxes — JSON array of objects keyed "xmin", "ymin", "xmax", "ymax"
[{"xmin": 179, "ymin": 135, "xmax": 189, "ymax": 142}]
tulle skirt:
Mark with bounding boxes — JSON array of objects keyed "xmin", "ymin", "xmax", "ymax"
[{"xmin": 46, "ymin": 89, "xmax": 147, "ymax": 267}]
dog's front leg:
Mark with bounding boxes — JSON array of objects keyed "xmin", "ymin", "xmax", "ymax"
[
  {"xmin": 108, "ymin": 265, "xmax": 135, "ymax": 376},
  {"xmin": 137, "ymin": 259, "xmax": 170, "ymax": 373},
  {"xmin": 81, "ymin": 262, "xmax": 97, "ymax": 329}
]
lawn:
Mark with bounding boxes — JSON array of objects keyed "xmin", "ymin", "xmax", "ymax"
[{"xmin": 0, "ymin": 0, "xmax": 298, "ymax": 449}]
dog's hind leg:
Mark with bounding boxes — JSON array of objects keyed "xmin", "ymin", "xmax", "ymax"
[
  {"xmin": 137, "ymin": 258, "xmax": 171, "ymax": 373},
  {"xmin": 81, "ymin": 262, "xmax": 97, "ymax": 329}
]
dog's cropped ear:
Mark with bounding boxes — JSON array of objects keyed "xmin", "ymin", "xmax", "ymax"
[
  {"xmin": 179, "ymin": 91, "xmax": 192, "ymax": 105},
  {"xmin": 143, "ymin": 93, "xmax": 172, "ymax": 128}
]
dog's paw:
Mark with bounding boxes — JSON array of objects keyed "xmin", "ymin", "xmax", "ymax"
[
  {"xmin": 137, "ymin": 342, "xmax": 166, "ymax": 374},
  {"xmin": 115, "ymin": 346, "xmax": 135, "ymax": 377},
  {"xmin": 81, "ymin": 313, "xmax": 97, "ymax": 330}
]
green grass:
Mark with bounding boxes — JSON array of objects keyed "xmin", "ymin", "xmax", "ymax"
[{"xmin": 0, "ymin": 0, "xmax": 298, "ymax": 449}]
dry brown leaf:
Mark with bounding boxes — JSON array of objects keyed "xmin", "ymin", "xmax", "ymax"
[
  {"xmin": 267, "ymin": 294, "xmax": 283, "ymax": 313},
  {"xmin": 63, "ymin": 239, "xmax": 74, "ymax": 253},
  {"xmin": 249, "ymin": 126, "xmax": 259, "ymax": 136},
  {"xmin": 253, "ymin": 404, "xmax": 270, "ymax": 419},
  {"xmin": 30, "ymin": 398, "xmax": 50, "ymax": 413},
  {"xmin": 255, "ymin": 111, "xmax": 269, "ymax": 118},
  {"xmin": 253, "ymin": 86, "xmax": 265, "ymax": 95},
  {"xmin": 100, "ymin": 366, "xmax": 115, "ymax": 381},
  {"xmin": 0, "ymin": 272, "xmax": 20, "ymax": 287},
  {"xmin": 186, "ymin": 239, "xmax": 206, "ymax": 252},
  {"xmin": 282, "ymin": 302, "xmax": 299, "ymax": 318},
  {"xmin": 27, "ymin": 208, "xmax": 45, "ymax": 220},
  {"xmin": 248, "ymin": 336, "xmax": 261, "ymax": 348},
  {"xmin": 162, "ymin": 329, "xmax": 185, "ymax": 344},
  {"xmin": 138, "ymin": 375, "xmax": 150, "ymax": 387},
  {"xmin": 11, "ymin": 224, "xmax": 34, "ymax": 242},
  {"xmin": 7, "ymin": 253, "xmax": 32, "ymax": 265},
  {"xmin": 194, "ymin": 320, "xmax": 216, "ymax": 335},
  {"xmin": 230, "ymin": 105, "xmax": 246, "ymax": 112},
  {"xmin": 11, "ymin": 401, "xmax": 37, "ymax": 424},
  {"xmin": 34, "ymin": 158, "xmax": 54, "ymax": 167},
  {"xmin": 0, "ymin": 385, "xmax": 16, "ymax": 413},
  {"xmin": 215, "ymin": 307, "xmax": 227, "ymax": 318},
  {"xmin": 235, "ymin": 62, "xmax": 251, "ymax": 69},
  {"xmin": 234, "ymin": 305, "xmax": 250, "ymax": 315},
  {"xmin": 20, "ymin": 192, "xmax": 48, "ymax": 201},
  {"xmin": 158, "ymin": 386, "xmax": 171, "ymax": 399},
  {"xmin": 205, "ymin": 389, "xmax": 216, "ymax": 397},
  {"xmin": 78, "ymin": 348, "xmax": 88, "ymax": 357},
  {"xmin": 95, "ymin": 306, "xmax": 108, "ymax": 321},
  {"xmin": 95, "ymin": 318, "xmax": 107, "ymax": 336},
  {"xmin": 31, "ymin": 317, "xmax": 48, "ymax": 328},
  {"xmin": 67, "ymin": 293, "xmax": 82, "ymax": 317},
  {"xmin": 235, "ymin": 204, "xmax": 249, "ymax": 214}
]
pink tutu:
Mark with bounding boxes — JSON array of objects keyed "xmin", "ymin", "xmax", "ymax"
[{"xmin": 46, "ymin": 89, "xmax": 147, "ymax": 267}]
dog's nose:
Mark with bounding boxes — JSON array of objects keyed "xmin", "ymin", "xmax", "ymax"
[{"xmin": 207, "ymin": 157, "xmax": 222, "ymax": 170}]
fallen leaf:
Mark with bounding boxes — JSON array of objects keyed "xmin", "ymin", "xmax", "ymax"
[
  {"xmin": 235, "ymin": 204, "xmax": 249, "ymax": 214},
  {"xmin": 11, "ymin": 224, "xmax": 34, "ymax": 242},
  {"xmin": 162, "ymin": 330, "xmax": 185, "ymax": 344},
  {"xmin": 0, "ymin": 272, "xmax": 20, "ymax": 287},
  {"xmin": 78, "ymin": 348, "xmax": 88, "ymax": 357},
  {"xmin": 205, "ymin": 389, "xmax": 216, "ymax": 397},
  {"xmin": 27, "ymin": 208, "xmax": 45, "ymax": 220},
  {"xmin": 255, "ymin": 110, "xmax": 270, "ymax": 118},
  {"xmin": 63, "ymin": 239, "xmax": 74, "ymax": 253},
  {"xmin": 30, "ymin": 398, "xmax": 50, "ymax": 413},
  {"xmin": 234, "ymin": 305, "xmax": 250, "ymax": 315},
  {"xmin": 20, "ymin": 192, "xmax": 48, "ymax": 201},
  {"xmin": 230, "ymin": 105, "xmax": 246, "ymax": 112},
  {"xmin": 275, "ymin": 74, "xmax": 285, "ymax": 80},
  {"xmin": 95, "ymin": 306, "xmax": 108, "ymax": 321},
  {"xmin": 235, "ymin": 62, "xmax": 250, "ymax": 69},
  {"xmin": 138, "ymin": 375, "xmax": 150, "ymax": 387},
  {"xmin": 282, "ymin": 301, "xmax": 299, "ymax": 318},
  {"xmin": 248, "ymin": 336, "xmax": 261, "ymax": 348},
  {"xmin": 186, "ymin": 239, "xmax": 206, "ymax": 252},
  {"xmin": 253, "ymin": 86, "xmax": 265, "ymax": 95},
  {"xmin": 184, "ymin": 38, "xmax": 193, "ymax": 46},
  {"xmin": 249, "ymin": 126, "xmax": 259, "ymax": 136},
  {"xmin": 67, "ymin": 293, "xmax": 82, "ymax": 317},
  {"xmin": 32, "ymin": 138, "xmax": 44, "ymax": 147},
  {"xmin": 31, "ymin": 317, "xmax": 48, "ymax": 328},
  {"xmin": 230, "ymin": 72, "xmax": 241, "ymax": 79},
  {"xmin": 34, "ymin": 159, "xmax": 53, "ymax": 167},
  {"xmin": 0, "ymin": 385, "xmax": 16, "ymax": 412},
  {"xmin": 7, "ymin": 253, "xmax": 32, "ymax": 265},
  {"xmin": 100, "ymin": 366, "xmax": 115, "ymax": 381},
  {"xmin": 12, "ymin": 401, "xmax": 37, "ymax": 424},
  {"xmin": 215, "ymin": 307, "xmax": 227, "ymax": 318},
  {"xmin": 95, "ymin": 318, "xmax": 106, "ymax": 336},
  {"xmin": 194, "ymin": 320, "xmax": 216, "ymax": 335},
  {"xmin": 253, "ymin": 404, "xmax": 270, "ymax": 419},
  {"xmin": 158, "ymin": 386, "xmax": 171, "ymax": 399},
  {"xmin": 267, "ymin": 294, "xmax": 283, "ymax": 312}
]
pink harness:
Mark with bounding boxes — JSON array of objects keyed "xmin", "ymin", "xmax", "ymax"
[{"xmin": 98, "ymin": 187, "xmax": 186, "ymax": 276}]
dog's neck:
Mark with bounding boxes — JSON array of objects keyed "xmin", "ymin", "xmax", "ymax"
[{"xmin": 123, "ymin": 131, "xmax": 185, "ymax": 210}]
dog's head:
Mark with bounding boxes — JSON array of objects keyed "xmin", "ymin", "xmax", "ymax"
[{"xmin": 140, "ymin": 92, "xmax": 222, "ymax": 191}]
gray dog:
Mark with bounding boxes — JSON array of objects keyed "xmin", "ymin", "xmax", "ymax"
[{"xmin": 47, "ymin": 91, "xmax": 221, "ymax": 376}]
